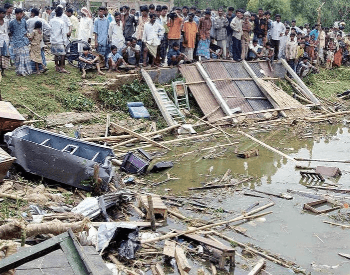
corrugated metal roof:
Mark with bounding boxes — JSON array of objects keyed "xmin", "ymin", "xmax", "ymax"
[
  {"xmin": 248, "ymin": 62, "xmax": 265, "ymax": 78},
  {"xmin": 222, "ymin": 62, "xmax": 250, "ymax": 78},
  {"xmin": 179, "ymin": 65, "xmax": 226, "ymax": 122}
]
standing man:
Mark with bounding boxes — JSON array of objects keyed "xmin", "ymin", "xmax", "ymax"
[
  {"xmin": 4, "ymin": 3, "xmax": 15, "ymax": 64},
  {"xmin": 196, "ymin": 10, "xmax": 212, "ymax": 60},
  {"xmin": 66, "ymin": 8, "xmax": 79, "ymax": 39},
  {"xmin": 291, "ymin": 20, "xmax": 301, "ymax": 34},
  {"xmin": 270, "ymin": 14, "xmax": 285, "ymax": 60},
  {"xmin": 94, "ymin": 6, "xmax": 110, "ymax": 66},
  {"xmin": 142, "ymin": 13, "xmax": 164, "ymax": 67},
  {"xmin": 182, "ymin": 13, "xmax": 197, "ymax": 62},
  {"xmin": 108, "ymin": 12, "xmax": 125, "ymax": 51},
  {"xmin": 226, "ymin": 7, "xmax": 235, "ymax": 58},
  {"xmin": 253, "ymin": 8, "xmax": 266, "ymax": 46},
  {"xmin": 214, "ymin": 7, "xmax": 228, "ymax": 59},
  {"xmin": 167, "ymin": 10, "xmax": 183, "ymax": 52},
  {"xmin": 134, "ymin": 5, "xmax": 149, "ymax": 64},
  {"xmin": 26, "ymin": 8, "xmax": 51, "ymax": 71},
  {"xmin": 42, "ymin": 7, "xmax": 51, "ymax": 22},
  {"xmin": 9, "ymin": 8, "xmax": 32, "ymax": 76},
  {"xmin": 285, "ymin": 33, "xmax": 298, "ymax": 70},
  {"xmin": 50, "ymin": 7, "xmax": 69, "ymax": 73},
  {"xmin": 0, "ymin": 8, "xmax": 10, "ymax": 76},
  {"xmin": 159, "ymin": 5, "xmax": 168, "ymax": 65},
  {"xmin": 230, "ymin": 9, "xmax": 243, "ymax": 61},
  {"xmin": 122, "ymin": 6, "xmax": 136, "ymax": 40}
]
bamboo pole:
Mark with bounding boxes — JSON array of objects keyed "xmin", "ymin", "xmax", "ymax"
[
  {"xmin": 112, "ymin": 124, "xmax": 180, "ymax": 148},
  {"xmin": 294, "ymin": 157, "xmax": 350, "ymax": 163},
  {"xmin": 238, "ymin": 131, "xmax": 295, "ymax": 162},
  {"xmin": 306, "ymin": 111, "xmax": 350, "ymax": 121},
  {"xmin": 140, "ymin": 202, "xmax": 274, "ymax": 244},
  {"xmin": 323, "ymin": 221, "xmax": 350, "ymax": 228},
  {"xmin": 110, "ymin": 122, "xmax": 171, "ymax": 150}
]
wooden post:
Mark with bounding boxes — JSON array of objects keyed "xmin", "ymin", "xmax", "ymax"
[
  {"xmin": 147, "ymin": 194, "xmax": 156, "ymax": 231},
  {"xmin": 280, "ymin": 59, "xmax": 320, "ymax": 104},
  {"xmin": 196, "ymin": 62, "xmax": 232, "ymax": 116}
]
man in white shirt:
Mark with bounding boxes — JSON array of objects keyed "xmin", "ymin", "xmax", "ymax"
[
  {"xmin": 285, "ymin": 33, "xmax": 298, "ymax": 71},
  {"xmin": 42, "ymin": 7, "xmax": 51, "ymax": 22},
  {"xmin": 27, "ymin": 8, "xmax": 51, "ymax": 69},
  {"xmin": 50, "ymin": 7, "xmax": 69, "ymax": 73},
  {"xmin": 108, "ymin": 12, "xmax": 125, "ymax": 52},
  {"xmin": 230, "ymin": 9, "xmax": 243, "ymax": 61},
  {"xmin": 142, "ymin": 13, "xmax": 164, "ymax": 67},
  {"xmin": 270, "ymin": 14, "xmax": 286, "ymax": 60}
]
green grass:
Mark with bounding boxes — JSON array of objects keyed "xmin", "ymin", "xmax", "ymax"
[
  {"xmin": 1, "ymin": 62, "xmax": 107, "ymax": 118},
  {"xmin": 303, "ymin": 67, "xmax": 350, "ymax": 100}
]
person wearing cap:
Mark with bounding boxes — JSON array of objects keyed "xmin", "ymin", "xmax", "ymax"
[
  {"xmin": 66, "ymin": 8, "xmax": 79, "ymax": 39},
  {"xmin": 241, "ymin": 11, "xmax": 251, "ymax": 60},
  {"xmin": 8, "ymin": 8, "xmax": 33, "ymax": 76},
  {"xmin": 26, "ymin": 8, "xmax": 51, "ymax": 71},
  {"xmin": 214, "ymin": 7, "xmax": 228, "ymax": 59},
  {"xmin": 230, "ymin": 8, "xmax": 243, "ymax": 61},
  {"xmin": 94, "ymin": 6, "xmax": 110, "ymax": 66},
  {"xmin": 78, "ymin": 7, "xmax": 93, "ymax": 51},
  {"xmin": 196, "ymin": 10, "xmax": 212, "ymax": 60},
  {"xmin": 270, "ymin": 14, "xmax": 285, "ymax": 60},
  {"xmin": 0, "ymin": 8, "xmax": 10, "ymax": 76}
]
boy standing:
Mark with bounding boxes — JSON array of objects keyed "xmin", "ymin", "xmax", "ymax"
[{"xmin": 182, "ymin": 13, "xmax": 197, "ymax": 62}]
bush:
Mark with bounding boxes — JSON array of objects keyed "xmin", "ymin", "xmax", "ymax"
[{"xmin": 62, "ymin": 94, "xmax": 95, "ymax": 112}]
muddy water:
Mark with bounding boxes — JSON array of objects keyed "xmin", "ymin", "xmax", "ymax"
[{"xmin": 146, "ymin": 123, "xmax": 350, "ymax": 274}]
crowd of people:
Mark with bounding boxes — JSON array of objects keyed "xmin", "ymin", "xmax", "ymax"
[{"xmin": 0, "ymin": 3, "xmax": 349, "ymax": 78}]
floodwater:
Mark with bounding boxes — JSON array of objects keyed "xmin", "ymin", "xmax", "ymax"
[{"xmin": 146, "ymin": 122, "xmax": 350, "ymax": 274}]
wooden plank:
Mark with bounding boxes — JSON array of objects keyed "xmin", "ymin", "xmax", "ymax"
[
  {"xmin": 175, "ymin": 245, "xmax": 191, "ymax": 274},
  {"xmin": 110, "ymin": 122, "xmax": 171, "ymax": 150},
  {"xmin": 155, "ymin": 263, "xmax": 165, "ymax": 275},
  {"xmin": 147, "ymin": 194, "xmax": 156, "ymax": 231},
  {"xmin": 339, "ymin": 253, "xmax": 350, "ymax": 260},
  {"xmin": 163, "ymin": 240, "xmax": 176, "ymax": 257},
  {"xmin": 247, "ymin": 259, "xmax": 266, "ymax": 275},
  {"xmin": 177, "ymin": 232, "xmax": 234, "ymax": 252}
]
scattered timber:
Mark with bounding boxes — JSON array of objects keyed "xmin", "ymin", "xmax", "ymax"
[
  {"xmin": 323, "ymin": 221, "xmax": 350, "ymax": 228},
  {"xmin": 110, "ymin": 122, "xmax": 171, "ymax": 150},
  {"xmin": 305, "ymin": 186, "xmax": 350, "ymax": 193},
  {"xmin": 212, "ymin": 231, "xmax": 304, "ymax": 273},
  {"xmin": 251, "ymin": 189, "xmax": 293, "ymax": 200},
  {"xmin": 188, "ymin": 178, "xmax": 251, "ymax": 190},
  {"xmin": 338, "ymin": 253, "xmax": 350, "ymax": 260},
  {"xmin": 141, "ymin": 202, "xmax": 274, "ymax": 244},
  {"xmin": 175, "ymin": 245, "xmax": 191, "ymax": 274}
]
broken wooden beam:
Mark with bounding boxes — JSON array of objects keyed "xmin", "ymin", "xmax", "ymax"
[
  {"xmin": 110, "ymin": 122, "xmax": 171, "ymax": 150},
  {"xmin": 163, "ymin": 240, "xmax": 176, "ymax": 258},
  {"xmin": 247, "ymin": 259, "xmax": 266, "ymax": 275},
  {"xmin": 323, "ymin": 221, "xmax": 350, "ymax": 228},
  {"xmin": 175, "ymin": 245, "xmax": 191, "ymax": 275},
  {"xmin": 188, "ymin": 178, "xmax": 251, "ymax": 190}
]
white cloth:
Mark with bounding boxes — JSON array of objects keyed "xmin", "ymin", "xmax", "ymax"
[
  {"xmin": 78, "ymin": 16, "xmax": 93, "ymax": 41},
  {"xmin": 26, "ymin": 16, "xmax": 51, "ymax": 48},
  {"xmin": 249, "ymin": 43, "xmax": 262, "ymax": 53},
  {"xmin": 270, "ymin": 21, "xmax": 286, "ymax": 40},
  {"xmin": 50, "ymin": 16, "xmax": 66, "ymax": 45},
  {"xmin": 108, "ymin": 21, "xmax": 125, "ymax": 49},
  {"xmin": 142, "ymin": 21, "xmax": 164, "ymax": 46},
  {"xmin": 0, "ymin": 20, "xmax": 9, "ymax": 47}
]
